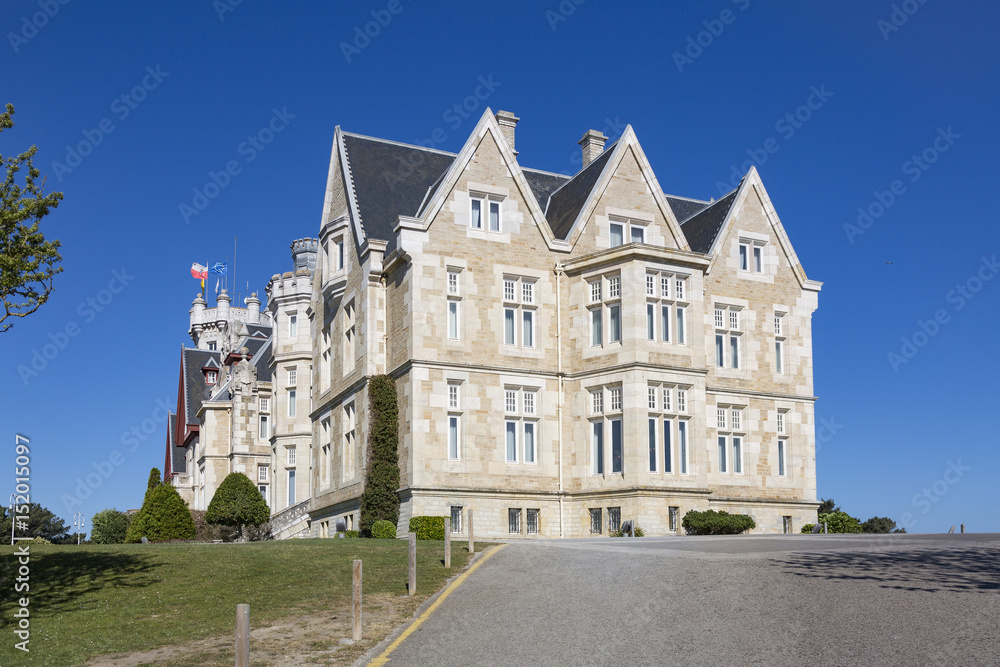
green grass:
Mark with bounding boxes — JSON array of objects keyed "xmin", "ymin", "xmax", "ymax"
[{"xmin": 0, "ymin": 538, "xmax": 475, "ymax": 666}]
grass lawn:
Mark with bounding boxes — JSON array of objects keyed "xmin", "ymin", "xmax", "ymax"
[{"xmin": 0, "ymin": 538, "xmax": 478, "ymax": 666}]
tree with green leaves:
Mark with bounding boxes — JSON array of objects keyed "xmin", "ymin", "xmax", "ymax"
[
  {"xmin": 125, "ymin": 483, "xmax": 195, "ymax": 543},
  {"xmin": 205, "ymin": 472, "xmax": 270, "ymax": 541},
  {"xmin": 1, "ymin": 104, "xmax": 64, "ymax": 333},
  {"xmin": 146, "ymin": 468, "xmax": 161, "ymax": 495},
  {"xmin": 90, "ymin": 508, "xmax": 132, "ymax": 544},
  {"xmin": 359, "ymin": 375, "xmax": 401, "ymax": 537},
  {"xmin": 0, "ymin": 502, "xmax": 71, "ymax": 542},
  {"xmin": 817, "ymin": 498, "xmax": 839, "ymax": 514}
]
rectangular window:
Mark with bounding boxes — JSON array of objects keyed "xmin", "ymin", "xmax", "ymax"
[
  {"xmin": 777, "ymin": 412, "xmax": 786, "ymax": 434},
  {"xmin": 776, "ymin": 340, "xmax": 784, "ymax": 374},
  {"xmin": 289, "ymin": 314, "xmax": 298, "ymax": 338},
  {"xmin": 662, "ymin": 387, "xmax": 671, "ymax": 412},
  {"xmin": 449, "ymin": 384, "xmax": 459, "ymax": 410},
  {"xmin": 508, "ymin": 508, "xmax": 521, "ymax": 534},
  {"xmin": 610, "ymin": 222, "xmax": 624, "ymax": 247},
  {"xmin": 661, "ymin": 275, "xmax": 671, "ymax": 298},
  {"xmin": 258, "ymin": 465, "xmax": 268, "ymax": 482},
  {"xmin": 608, "ymin": 276, "xmax": 620, "ymax": 299},
  {"xmin": 448, "ymin": 271, "xmax": 459, "ymax": 295},
  {"xmin": 526, "ymin": 508, "xmax": 539, "ymax": 534},
  {"xmin": 259, "ymin": 398, "xmax": 269, "ymax": 413},
  {"xmin": 754, "ymin": 245, "xmax": 763, "ymax": 273},
  {"xmin": 679, "ymin": 421, "xmax": 688, "ymax": 474},
  {"xmin": 259, "ymin": 484, "xmax": 268, "ymax": 501},
  {"xmin": 204, "ymin": 369, "xmax": 216, "ymax": 384},
  {"xmin": 730, "ymin": 336, "xmax": 740, "ymax": 369},
  {"xmin": 504, "ymin": 308, "xmax": 515, "ymax": 345},
  {"xmin": 592, "ymin": 422, "xmax": 604, "ymax": 474},
  {"xmin": 336, "ymin": 240, "xmax": 345, "ymax": 271},
  {"xmin": 448, "ymin": 299, "xmax": 459, "ymax": 340},
  {"xmin": 674, "ymin": 278, "xmax": 685, "ymax": 300},
  {"xmin": 733, "ymin": 436, "xmax": 743, "ymax": 474},
  {"xmin": 676, "ymin": 306, "xmax": 685, "ymax": 344},
  {"xmin": 677, "ymin": 390, "xmax": 686, "ymax": 413},
  {"xmin": 715, "ymin": 308, "xmax": 725, "ymax": 329},
  {"xmin": 589, "ymin": 280, "xmax": 602, "ymax": 303},
  {"xmin": 663, "ymin": 419, "xmax": 672, "ymax": 473},
  {"xmin": 592, "ymin": 390, "xmax": 603, "ymax": 414},
  {"xmin": 610, "ymin": 388, "xmax": 622, "ymax": 412},
  {"xmin": 504, "ymin": 278, "xmax": 516, "ymax": 302},
  {"xmin": 451, "ymin": 506, "xmax": 462, "ymax": 532},
  {"xmin": 731, "ymin": 409, "xmax": 742, "ymax": 431},
  {"xmin": 778, "ymin": 439, "xmax": 787, "ymax": 477},
  {"xmin": 287, "ymin": 469, "xmax": 296, "ymax": 505},
  {"xmin": 716, "ymin": 334, "xmax": 725, "ymax": 367},
  {"xmin": 669, "ymin": 506, "xmax": 679, "ymax": 532},
  {"xmin": 287, "ymin": 446, "xmax": 296, "ymax": 465},
  {"xmin": 505, "ymin": 421, "xmax": 518, "ymax": 462},
  {"xmin": 608, "ymin": 507, "xmax": 621, "ymax": 534},
  {"xmin": 774, "ymin": 314, "xmax": 784, "ymax": 336},
  {"xmin": 718, "ymin": 436, "xmax": 728, "ymax": 473},
  {"xmin": 661, "ymin": 304, "xmax": 670, "ymax": 342},
  {"xmin": 522, "ymin": 281, "xmax": 534, "ymax": 304},
  {"xmin": 611, "ymin": 418, "xmax": 623, "ymax": 474},
  {"xmin": 523, "ymin": 422, "xmax": 536, "ymax": 464},
  {"xmin": 739, "ymin": 243, "xmax": 749, "ymax": 271},
  {"xmin": 505, "ymin": 390, "xmax": 518, "ymax": 414},
  {"xmin": 590, "ymin": 308, "xmax": 603, "ymax": 346},
  {"xmin": 590, "ymin": 508, "xmax": 602, "ymax": 534},
  {"xmin": 522, "ymin": 309, "xmax": 534, "ymax": 348},
  {"xmin": 470, "ymin": 198, "xmax": 482, "ymax": 229},
  {"xmin": 648, "ymin": 418, "xmax": 657, "ymax": 472},
  {"xmin": 523, "ymin": 391, "xmax": 536, "ymax": 416},
  {"xmin": 630, "ymin": 226, "xmax": 645, "ymax": 244},
  {"xmin": 729, "ymin": 309, "xmax": 740, "ymax": 331},
  {"xmin": 489, "ymin": 200, "xmax": 501, "ymax": 232},
  {"xmin": 648, "ymin": 387, "xmax": 657, "ymax": 410},
  {"xmin": 717, "ymin": 407, "xmax": 727, "ymax": 429},
  {"xmin": 609, "ymin": 304, "xmax": 621, "ymax": 343},
  {"xmin": 259, "ymin": 415, "xmax": 269, "ymax": 439},
  {"xmin": 448, "ymin": 415, "xmax": 460, "ymax": 460},
  {"xmin": 646, "ymin": 274, "xmax": 655, "ymax": 296},
  {"xmin": 646, "ymin": 303, "xmax": 655, "ymax": 340},
  {"xmin": 288, "ymin": 389, "xmax": 296, "ymax": 417},
  {"xmin": 288, "ymin": 368, "xmax": 297, "ymax": 386}
]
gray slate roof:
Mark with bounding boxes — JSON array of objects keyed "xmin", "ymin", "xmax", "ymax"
[
  {"xmin": 182, "ymin": 348, "xmax": 220, "ymax": 424},
  {"xmin": 168, "ymin": 412, "xmax": 186, "ymax": 474},
  {"xmin": 680, "ymin": 186, "xmax": 741, "ymax": 254},
  {"xmin": 545, "ymin": 144, "xmax": 617, "ymax": 240},
  {"xmin": 665, "ymin": 195, "xmax": 711, "ymax": 224}
]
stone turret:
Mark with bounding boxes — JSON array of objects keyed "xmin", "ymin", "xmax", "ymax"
[
  {"xmin": 290, "ymin": 238, "xmax": 319, "ymax": 272},
  {"xmin": 189, "ymin": 294, "xmax": 206, "ymax": 345},
  {"xmin": 216, "ymin": 289, "xmax": 231, "ymax": 323},
  {"xmin": 246, "ymin": 292, "xmax": 260, "ymax": 324}
]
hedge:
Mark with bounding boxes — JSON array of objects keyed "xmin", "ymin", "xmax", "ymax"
[
  {"xmin": 359, "ymin": 375, "xmax": 401, "ymax": 537},
  {"xmin": 409, "ymin": 516, "xmax": 445, "ymax": 540},
  {"xmin": 681, "ymin": 509, "xmax": 755, "ymax": 535},
  {"xmin": 372, "ymin": 519, "xmax": 396, "ymax": 539}
]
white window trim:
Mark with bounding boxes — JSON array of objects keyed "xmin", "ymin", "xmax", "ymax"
[{"xmin": 470, "ymin": 193, "xmax": 504, "ymax": 233}]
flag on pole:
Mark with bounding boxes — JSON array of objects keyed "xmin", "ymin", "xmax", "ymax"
[
  {"xmin": 210, "ymin": 262, "xmax": 228, "ymax": 276},
  {"xmin": 191, "ymin": 263, "xmax": 208, "ymax": 280}
]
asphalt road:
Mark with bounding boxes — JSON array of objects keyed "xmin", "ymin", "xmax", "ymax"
[{"xmin": 370, "ymin": 533, "xmax": 1000, "ymax": 667}]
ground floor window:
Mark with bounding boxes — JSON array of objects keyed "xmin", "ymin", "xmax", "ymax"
[
  {"xmin": 508, "ymin": 508, "xmax": 521, "ymax": 534},
  {"xmin": 590, "ymin": 508, "xmax": 602, "ymax": 534},
  {"xmin": 526, "ymin": 508, "xmax": 539, "ymax": 534},
  {"xmin": 783, "ymin": 516, "xmax": 792, "ymax": 534},
  {"xmin": 287, "ymin": 469, "xmax": 296, "ymax": 505},
  {"xmin": 669, "ymin": 506, "xmax": 679, "ymax": 532},
  {"xmin": 450, "ymin": 506, "xmax": 462, "ymax": 533},
  {"xmin": 258, "ymin": 484, "xmax": 268, "ymax": 504},
  {"xmin": 607, "ymin": 507, "xmax": 621, "ymax": 534}
]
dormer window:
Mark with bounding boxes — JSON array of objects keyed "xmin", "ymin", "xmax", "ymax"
[
  {"xmin": 206, "ymin": 371, "xmax": 217, "ymax": 384},
  {"xmin": 207, "ymin": 341, "xmax": 217, "ymax": 351}
]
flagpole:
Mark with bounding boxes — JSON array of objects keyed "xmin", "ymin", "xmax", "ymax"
[{"xmin": 233, "ymin": 236, "xmax": 237, "ymax": 305}]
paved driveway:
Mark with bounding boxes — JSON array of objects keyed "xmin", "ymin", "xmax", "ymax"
[{"xmin": 370, "ymin": 534, "xmax": 1000, "ymax": 666}]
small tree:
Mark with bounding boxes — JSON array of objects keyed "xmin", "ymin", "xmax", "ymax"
[
  {"xmin": 817, "ymin": 511, "xmax": 863, "ymax": 534},
  {"xmin": 126, "ymin": 484, "xmax": 196, "ymax": 543},
  {"xmin": 817, "ymin": 498, "xmax": 838, "ymax": 515},
  {"xmin": 862, "ymin": 516, "xmax": 897, "ymax": 534},
  {"xmin": 90, "ymin": 509, "xmax": 132, "ymax": 544},
  {"xmin": 205, "ymin": 472, "xmax": 270, "ymax": 541},
  {"xmin": 359, "ymin": 375, "xmax": 401, "ymax": 537},
  {"xmin": 1, "ymin": 104, "xmax": 64, "ymax": 333}
]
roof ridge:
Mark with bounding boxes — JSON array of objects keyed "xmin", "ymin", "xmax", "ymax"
[
  {"xmin": 341, "ymin": 131, "xmax": 459, "ymax": 157},
  {"xmin": 680, "ymin": 184, "xmax": 741, "ymax": 225},
  {"xmin": 521, "ymin": 166, "xmax": 572, "ymax": 179},
  {"xmin": 666, "ymin": 193, "xmax": 711, "ymax": 205}
]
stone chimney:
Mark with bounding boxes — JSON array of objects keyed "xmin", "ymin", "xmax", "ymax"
[
  {"xmin": 217, "ymin": 288, "xmax": 231, "ymax": 323},
  {"xmin": 495, "ymin": 110, "xmax": 519, "ymax": 156},
  {"xmin": 579, "ymin": 129, "xmax": 608, "ymax": 167},
  {"xmin": 246, "ymin": 292, "xmax": 260, "ymax": 324}
]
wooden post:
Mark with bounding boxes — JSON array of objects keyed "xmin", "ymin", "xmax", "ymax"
[
  {"xmin": 352, "ymin": 559, "xmax": 362, "ymax": 641},
  {"xmin": 235, "ymin": 604, "xmax": 249, "ymax": 667},
  {"xmin": 468, "ymin": 509, "xmax": 474, "ymax": 555},
  {"xmin": 444, "ymin": 517, "xmax": 451, "ymax": 568},
  {"xmin": 408, "ymin": 532, "xmax": 416, "ymax": 596},
  {"xmin": 961, "ymin": 524, "xmax": 966, "ymax": 534}
]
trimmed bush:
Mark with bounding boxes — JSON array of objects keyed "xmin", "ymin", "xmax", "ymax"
[
  {"xmin": 372, "ymin": 519, "xmax": 397, "ymax": 539},
  {"xmin": 344, "ymin": 530, "xmax": 361, "ymax": 538},
  {"xmin": 90, "ymin": 508, "xmax": 132, "ymax": 544},
  {"xmin": 359, "ymin": 375, "xmax": 401, "ymax": 537},
  {"xmin": 409, "ymin": 516, "xmax": 445, "ymax": 540},
  {"xmin": 205, "ymin": 473, "xmax": 271, "ymax": 541},
  {"xmin": 817, "ymin": 511, "xmax": 862, "ymax": 534},
  {"xmin": 125, "ymin": 484, "xmax": 196, "ymax": 543},
  {"xmin": 681, "ymin": 509, "xmax": 756, "ymax": 535},
  {"xmin": 801, "ymin": 523, "xmax": 817, "ymax": 533}
]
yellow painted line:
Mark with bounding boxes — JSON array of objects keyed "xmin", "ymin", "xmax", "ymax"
[{"xmin": 368, "ymin": 544, "xmax": 507, "ymax": 666}]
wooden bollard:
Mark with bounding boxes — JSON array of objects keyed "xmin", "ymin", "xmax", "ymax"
[
  {"xmin": 236, "ymin": 604, "xmax": 249, "ymax": 667},
  {"xmin": 961, "ymin": 524, "xmax": 966, "ymax": 533},
  {"xmin": 444, "ymin": 517, "xmax": 451, "ymax": 568},
  {"xmin": 408, "ymin": 532, "xmax": 416, "ymax": 596},
  {"xmin": 468, "ymin": 509, "xmax": 474, "ymax": 555},
  {"xmin": 352, "ymin": 559, "xmax": 362, "ymax": 641}
]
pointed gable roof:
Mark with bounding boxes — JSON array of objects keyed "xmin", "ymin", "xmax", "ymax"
[
  {"xmin": 182, "ymin": 347, "xmax": 220, "ymax": 425},
  {"xmin": 545, "ymin": 144, "xmax": 617, "ymax": 240},
  {"xmin": 680, "ymin": 186, "xmax": 741, "ymax": 254}
]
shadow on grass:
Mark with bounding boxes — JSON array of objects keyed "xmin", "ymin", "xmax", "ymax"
[
  {"xmin": 780, "ymin": 547, "xmax": 1000, "ymax": 593},
  {"xmin": 0, "ymin": 550, "xmax": 162, "ymax": 624}
]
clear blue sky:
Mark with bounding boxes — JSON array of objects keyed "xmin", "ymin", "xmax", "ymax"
[{"xmin": 2, "ymin": 1, "xmax": 997, "ymax": 534}]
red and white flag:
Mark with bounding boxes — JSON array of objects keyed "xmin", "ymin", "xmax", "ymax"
[{"xmin": 191, "ymin": 263, "xmax": 208, "ymax": 280}]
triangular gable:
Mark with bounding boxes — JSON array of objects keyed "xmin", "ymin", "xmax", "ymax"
[
  {"xmin": 704, "ymin": 167, "xmax": 815, "ymax": 289},
  {"xmin": 413, "ymin": 108, "xmax": 566, "ymax": 250},
  {"xmin": 558, "ymin": 126, "xmax": 690, "ymax": 252}
]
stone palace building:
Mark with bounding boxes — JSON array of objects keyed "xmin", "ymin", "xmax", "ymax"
[{"xmin": 165, "ymin": 108, "xmax": 822, "ymax": 539}]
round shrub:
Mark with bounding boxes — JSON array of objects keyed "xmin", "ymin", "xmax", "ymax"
[
  {"xmin": 205, "ymin": 472, "xmax": 271, "ymax": 541},
  {"xmin": 681, "ymin": 509, "xmax": 755, "ymax": 535},
  {"xmin": 408, "ymin": 516, "xmax": 445, "ymax": 540},
  {"xmin": 817, "ymin": 511, "xmax": 862, "ymax": 533},
  {"xmin": 125, "ymin": 484, "xmax": 196, "ymax": 543},
  {"xmin": 372, "ymin": 519, "xmax": 397, "ymax": 539},
  {"xmin": 90, "ymin": 508, "xmax": 132, "ymax": 544}
]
